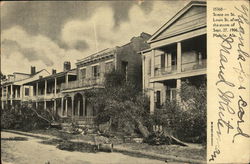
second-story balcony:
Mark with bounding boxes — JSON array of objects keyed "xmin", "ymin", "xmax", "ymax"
[
  {"xmin": 154, "ymin": 59, "xmax": 206, "ymax": 77},
  {"xmin": 61, "ymin": 77, "xmax": 105, "ymax": 91}
]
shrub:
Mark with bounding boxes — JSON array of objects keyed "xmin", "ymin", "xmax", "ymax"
[
  {"xmin": 146, "ymin": 81, "xmax": 207, "ymax": 144},
  {"xmin": 1, "ymin": 104, "xmax": 54, "ymax": 131},
  {"xmin": 85, "ymin": 70, "xmax": 150, "ymax": 136}
]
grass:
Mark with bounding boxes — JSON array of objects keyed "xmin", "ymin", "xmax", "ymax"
[
  {"xmin": 29, "ymin": 128, "xmax": 206, "ymax": 160},
  {"xmin": 117, "ymin": 142, "xmax": 206, "ymax": 160},
  {"xmin": 1, "ymin": 136, "xmax": 28, "ymax": 141}
]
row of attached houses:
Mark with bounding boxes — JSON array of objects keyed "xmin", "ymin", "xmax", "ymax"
[
  {"xmin": 0, "ymin": 32, "xmax": 151, "ymax": 125},
  {"xmin": 1, "ymin": 1, "xmax": 207, "ymax": 125}
]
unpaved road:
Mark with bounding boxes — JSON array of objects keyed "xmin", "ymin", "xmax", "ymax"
[{"xmin": 1, "ymin": 131, "xmax": 166, "ymax": 164}]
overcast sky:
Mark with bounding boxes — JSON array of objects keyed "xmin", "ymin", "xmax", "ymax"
[{"xmin": 1, "ymin": 0, "xmax": 193, "ymax": 75}]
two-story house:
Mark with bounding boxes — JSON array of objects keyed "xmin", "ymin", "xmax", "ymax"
[
  {"xmin": 0, "ymin": 67, "xmax": 50, "ymax": 110},
  {"xmin": 141, "ymin": 1, "xmax": 207, "ymax": 113},
  {"xmin": 23, "ymin": 62, "xmax": 77, "ymax": 118},
  {"xmin": 58, "ymin": 32, "xmax": 151, "ymax": 125}
]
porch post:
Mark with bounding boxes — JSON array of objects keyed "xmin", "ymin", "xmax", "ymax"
[
  {"xmin": 176, "ymin": 78, "xmax": 181, "ymax": 102},
  {"xmin": 44, "ymin": 80, "xmax": 47, "ymax": 110},
  {"xmin": 65, "ymin": 98, "xmax": 68, "ymax": 116},
  {"xmin": 151, "ymin": 50, "xmax": 155, "ymax": 77},
  {"xmin": 6, "ymin": 86, "xmax": 8, "ymax": 99},
  {"xmin": 61, "ymin": 97, "xmax": 64, "ymax": 116},
  {"xmin": 82, "ymin": 96, "xmax": 86, "ymax": 116},
  {"xmin": 10, "ymin": 84, "xmax": 13, "ymax": 105},
  {"xmin": 15, "ymin": 87, "xmax": 18, "ymax": 99},
  {"xmin": 54, "ymin": 99, "xmax": 57, "ymax": 114},
  {"xmin": 72, "ymin": 96, "xmax": 74, "ymax": 120},
  {"xmin": 54, "ymin": 78, "xmax": 57, "ymax": 95},
  {"xmin": 167, "ymin": 53, "xmax": 172, "ymax": 71},
  {"xmin": 149, "ymin": 83, "xmax": 155, "ymax": 114},
  {"xmin": 66, "ymin": 74, "xmax": 69, "ymax": 87},
  {"xmin": 78, "ymin": 100, "xmax": 80, "ymax": 116},
  {"xmin": 1, "ymin": 87, "xmax": 4, "ymax": 108},
  {"xmin": 177, "ymin": 42, "xmax": 182, "ymax": 73},
  {"xmin": 36, "ymin": 82, "xmax": 39, "ymax": 96},
  {"xmin": 44, "ymin": 80, "xmax": 47, "ymax": 97},
  {"xmin": 44, "ymin": 101, "xmax": 46, "ymax": 110}
]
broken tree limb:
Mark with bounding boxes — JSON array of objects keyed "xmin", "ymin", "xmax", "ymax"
[
  {"xmin": 167, "ymin": 135, "xmax": 188, "ymax": 146},
  {"xmin": 29, "ymin": 108, "xmax": 52, "ymax": 124}
]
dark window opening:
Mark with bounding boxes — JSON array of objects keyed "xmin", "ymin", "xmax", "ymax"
[{"xmin": 121, "ymin": 61, "xmax": 128, "ymax": 81}]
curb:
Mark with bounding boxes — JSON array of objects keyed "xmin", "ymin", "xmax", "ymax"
[
  {"xmin": 2, "ymin": 129, "xmax": 206, "ymax": 163},
  {"xmin": 113, "ymin": 146, "xmax": 206, "ymax": 164}
]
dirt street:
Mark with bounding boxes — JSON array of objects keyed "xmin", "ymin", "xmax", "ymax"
[{"xmin": 1, "ymin": 131, "xmax": 166, "ymax": 164}]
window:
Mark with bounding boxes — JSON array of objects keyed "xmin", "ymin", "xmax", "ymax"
[
  {"xmin": 148, "ymin": 59, "xmax": 151, "ymax": 75},
  {"xmin": 166, "ymin": 88, "xmax": 177, "ymax": 101},
  {"xmin": 121, "ymin": 61, "xmax": 128, "ymax": 81},
  {"xmin": 92, "ymin": 65, "xmax": 100, "ymax": 77},
  {"xmin": 81, "ymin": 68, "xmax": 86, "ymax": 79},
  {"xmin": 160, "ymin": 54, "xmax": 165, "ymax": 68},
  {"xmin": 155, "ymin": 91, "xmax": 161, "ymax": 108},
  {"xmin": 25, "ymin": 88, "xmax": 29, "ymax": 96},
  {"xmin": 105, "ymin": 61, "xmax": 114, "ymax": 73},
  {"xmin": 171, "ymin": 51, "xmax": 177, "ymax": 66}
]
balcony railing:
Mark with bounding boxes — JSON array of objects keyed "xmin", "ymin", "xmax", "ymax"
[
  {"xmin": 154, "ymin": 65, "xmax": 177, "ymax": 76},
  {"xmin": 154, "ymin": 59, "xmax": 206, "ymax": 77},
  {"xmin": 61, "ymin": 77, "xmax": 105, "ymax": 90},
  {"xmin": 181, "ymin": 59, "xmax": 206, "ymax": 72}
]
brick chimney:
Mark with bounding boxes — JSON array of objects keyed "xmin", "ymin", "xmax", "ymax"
[
  {"xmin": 63, "ymin": 61, "xmax": 71, "ymax": 71},
  {"xmin": 52, "ymin": 69, "xmax": 57, "ymax": 74},
  {"xmin": 31, "ymin": 66, "xmax": 36, "ymax": 75}
]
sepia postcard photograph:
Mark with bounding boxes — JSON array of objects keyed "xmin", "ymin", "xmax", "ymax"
[{"xmin": 0, "ymin": 0, "xmax": 249, "ymax": 163}]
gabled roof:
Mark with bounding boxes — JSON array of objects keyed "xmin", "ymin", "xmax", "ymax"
[
  {"xmin": 13, "ymin": 69, "xmax": 50, "ymax": 85},
  {"xmin": 23, "ymin": 68, "xmax": 77, "ymax": 85},
  {"xmin": 147, "ymin": 1, "xmax": 206, "ymax": 44}
]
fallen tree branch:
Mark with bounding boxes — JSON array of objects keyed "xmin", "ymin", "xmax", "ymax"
[{"xmin": 29, "ymin": 108, "xmax": 52, "ymax": 124}]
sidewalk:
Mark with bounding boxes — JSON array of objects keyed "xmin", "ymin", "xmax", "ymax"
[{"xmin": 2, "ymin": 129, "xmax": 206, "ymax": 164}]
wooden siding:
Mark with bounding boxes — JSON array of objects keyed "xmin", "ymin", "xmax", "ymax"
[{"xmin": 154, "ymin": 6, "xmax": 206, "ymax": 41}]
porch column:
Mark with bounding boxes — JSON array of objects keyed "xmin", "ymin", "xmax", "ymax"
[
  {"xmin": 198, "ymin": 52, "xmax": 202, "ymax": 65},
  {"xmin": 20, "ymin": 85, "xmax": 23, "ymax": 100},
  {"xmin": 44, "ymin": 80, "xmax": 47, "ymax": 97},
  {"xmin": 1, "ymin": 99, "xmax": 4, "ymax": 109},
  {"xmin": 2, "ymin": 87, "xmax": 4, "ymax": 99},
  {"xmin": 54, "ymin": 99, "xmax": 57, "ymax": 114},
  {"xmin": 54, "ymin": 78, "xmax": 57, "ymax": 95},
  {"xmin": 44, "ymin": 101, "xmax": 46, "ymax": 110},
  {"xmin": 177, "ymin": 42, "xmax": 182, "ymax": 73},
  {"xmin": 6, "ymin": 86, "xmax": 8, "ymax": 100},
  {"xmin": 44, "ymin": 80, "xmax": 47, "ymax": 110},
  {"xmin": 176, "ymin": 79, "xmax": 181, "ymax": 102},
  {"xmin": 65, "ymin": 98, "xmax": 68, "ymax": 116},
  {"xmin": 164, "ymin": 53, "xmax": 168, "ymax": 71},
  {"xmin": 36, "ymin": 82, "xmax": 39, "ymax": 96},
  {"xmin": 78, "ymin": 100, "xmax": 80, "ymax": 116},
  {"xmin": 149, "ymin": 83, "xmax": 155, "ymax": 114},
  {"xmin": 66, "ymin": 74, "xmax": 69, "ymax": 87},
  {"xmin": 61, "ymin": 97, "xmax": 64, "ymax": 116},
  {"xmin": 36, "ymin": 101, "xmax": 38, "ymax": 109},
  {"xmin": 15, "ymin": 87, "xmax": 17, "ymax": 98},
  {"xmin": 167, "ymin": 53, "xmax": 172, "ymax": 71},
  {"xmin": 151, "ymin": 50, "xmax": 155, "ymax": 77},
  {"xmin": 1, "ymin": 87, "xmax": 4, "ymax": 109},
  {"xmin": 71, "ymin": 96, "xmax": 74, "ymax": 121},
  {"xmin": 82, "ymin": 96, "xmax": 86, "ymax": 116},
  {"xmin": 1, "ymin": 87, "xmax": 4, "ymax": 108},
  {"xmin": 10, "ymin": 84, "xmax": 13, "ymax": 105},
  {"xmin": 142, "ymin": 55, "xmax": 145, "ymax": 91}
]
